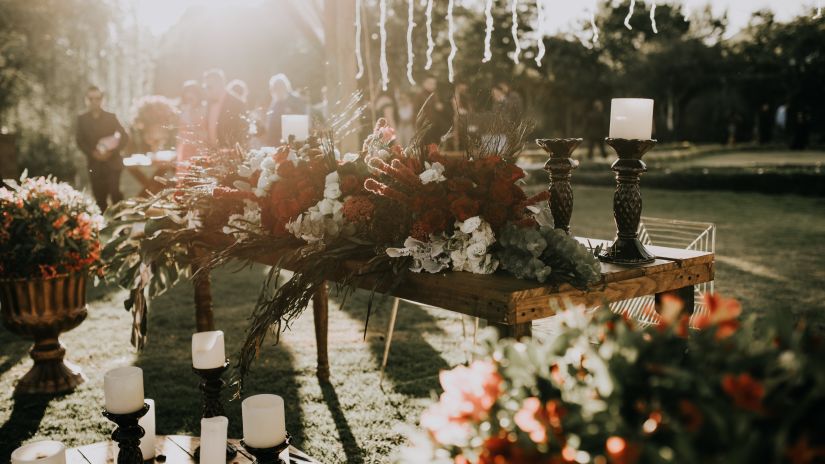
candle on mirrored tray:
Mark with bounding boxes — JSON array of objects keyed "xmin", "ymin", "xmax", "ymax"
[
  {"xmin": 609, "ymin": 98, "xmax": 654, "ymax": 140},
  {"xmin": 242, "ymin": 394, "xmax": 287, "ymax": 448},
  {"xmin": 104, "ymin": 366, "xmax": 144, "ymax": 414},
  {"xmin": 11, "ymin": 441, "xmax": 66, "ymax": 464},
  {"xmin": 192, "ymin": 330, "xmax": 225, "ymax": 369},
  {"xmin": 139, "ymin": 398, "xmax": 156, "ymax": 460},
  {"xmin": 200, "ymin": 416, "xmax": 229, "ymax": 464}
]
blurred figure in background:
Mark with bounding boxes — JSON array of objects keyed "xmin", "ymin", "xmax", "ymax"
[
  {"xmin": 451, "ymin": 82, "xmax": 473, "ymax": 150},
  {"xmin": 75, "ymin": 85, "xmax": 129, "ymax": 211},
  {"xmin": 757, "ymin": 103, "xmax": 774, "ymax": 145},
  {"xmin": 584, "ymin": 100, "xmax": 607, "ymax": 159},
  {"xmin": 203, "ymin": 68, "xmax": 247, "ymax": 149},
  {"xmin": 414, "ymin": 75, "xmax": 451, "ymax": 145},
  {"xmin": 496, "ymin": 81, "xmax": 523, "ymax": 120},
  {"xmin": 375, "ymin": 92, "xmax": 398, "ymax": 129},
  {"xmin": 396, "ymin": 92, "xmax": 416, "ymax": 146},
  {"xmin": 176, "ymin": 80, "xmax": 206, "ymax": 175},
  {"xmin": 265, "ymin": 73, "xmax": 307, "ymax": 146},
  {"xmin": 227, "ymin": 79, "xmax": 249, "ymax": 104}
]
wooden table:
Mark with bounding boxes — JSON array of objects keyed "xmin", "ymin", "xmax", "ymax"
[
  {"xmin": 68, "ymin": 435, "xmax": 319, "ymax": 463},
  {"xmin": 193, "ymin": 236, "xmax": 714, "ymax": 378}
]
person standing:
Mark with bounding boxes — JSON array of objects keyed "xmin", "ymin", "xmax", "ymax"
[
  {"xmin": 496, "ymin": 81, "xmax": 524, "ymax": 120},
  {"xmin": 203, "ymin": 69, "xmax": 247, "ymax": 149},
  {"xmin": 396, "ymin": 92, "xmax": 416, "ymax": 146},
  {"xmin": 176, "ymin": 80, "xmax": 207, "ymax": 176},
  {"xmin": 414, "ymin": 75, "xmax": 451, "ymax": 145},
  {"xmin": 584, "ymin": 100, "xmax": 607, "ymax": 159},
  {"xmin": 75, "ymin": 85, "xmax": 129, "ymax": 211},
  {"xmin": 265, "ymin": 74, "xmax": 308, "ymax": 146}
]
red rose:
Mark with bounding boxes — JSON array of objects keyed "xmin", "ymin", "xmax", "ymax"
[
  {"xmin": 450, "ymin": 196, "xmax": 480, "ymax": 221},
  {"xmin": 489, "ymin": 180, "xmax": 514, "ymax": 205},
  {"xmin": 340, "ymin": 175, "xmax": 360, "ymax": 195}
]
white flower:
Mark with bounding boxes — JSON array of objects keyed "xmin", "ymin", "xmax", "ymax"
[
  {"xmin": 342, "ymin": 152, "xmax": 360, "ymax": 163},
  {"xmin": 386, "ymin": 235, "xmax": 451, "ymax": 273},
  {"xmin": 317, "ymin": 198, "xmax": 335, "ymax": 215},
  {"xmin": 459, "ymin": 216, "xmax": 482, "ymax": 234},
  {"xmin": 323, "ymin": 183, "xmax": 341, "ymax": 200},
  {"xmin": 419, "ymin": 162, "xmax": 446, "ymax": 184},
  {"xmin": 325, "ymin": 171, "xmax": 340, "ymax": 185}
]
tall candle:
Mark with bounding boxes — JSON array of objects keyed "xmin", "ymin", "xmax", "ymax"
[
  {"xmin": 11, "ymin": 440, "xmax": 66, "ymax": 464},
  {"xmin": 242, "ymin": 394, "xmax": 286, "ymax": 448},
  {"xmin": 192, "ymin": 331, "xmax": 225, "ymax": 369},
  {"xmin": 139, "ymin": 399, "xmax": 156, "ymax": 460},
  {"xmin": 609, "ymin": 98, "xmax": 654, "ymax": 140},
  {"xmin": 281, "ymin": 114, "xmax": 309, "ymax": 142},
  {"xmin": 104, "ymin": 366, "xmax": 144, "ymax": 414},
  {"xmin": 200, "ymin": 416, "xmax": 228, "ymax": 464}
]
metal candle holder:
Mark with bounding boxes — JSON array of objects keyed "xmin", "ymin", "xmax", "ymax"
[
  {"xmin": 193, "ymin": 361, "xmax": 238, "ymax": 460},
  {"xmin": 241, "ymin": 434, "xmax": 291, "ymax": 464},
  {"xmin": 536, "ymin": 138, "xmax": 582, "ymax": 234},
  {"xmin": 598, "ymin": 138, "xmax": 657, "ymax": 265},
  {"xmin": 102, "ymin": 403, "xmax": 150, "ymax": 464}
]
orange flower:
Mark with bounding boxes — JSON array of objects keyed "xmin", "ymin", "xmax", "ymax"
[
  {"xmin": 52, "ymin": 215, "xmax": 68, "ymax": 229},
  {"xmin": 721, "ymin": 373, "xmax": 764, "ymax": 413},
  {"xmin": 693, "ymin": 293, "xmax": 741, "ymax": 339},
  {"xmin": 514, "ymin": 397, "xmax": 565, "ymax": 444},
  {"xmin": 606, "ymin": 436, "xmax": 641, "ymax": 464}
]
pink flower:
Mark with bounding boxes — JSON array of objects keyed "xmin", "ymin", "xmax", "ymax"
[{"xmin": 379, "ymin": 126, "xmax": 396, "ymax": 143}]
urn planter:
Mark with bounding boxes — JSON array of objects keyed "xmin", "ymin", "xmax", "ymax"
[{"xmin": 0, "ymin": 273, "xmax": 88, "ymax": 394}]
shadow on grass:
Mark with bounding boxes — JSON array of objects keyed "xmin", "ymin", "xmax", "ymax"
[
  {"xmin": 0, "ymin": 394, "xmax": 52, "ymax": 458},
  {"xmin": 319, "ymin": 378, "xmax": 365, "ymax": 463},
  {"xmin": 338, "ymin": 294, "xmax": 450, "ymax": 397}
]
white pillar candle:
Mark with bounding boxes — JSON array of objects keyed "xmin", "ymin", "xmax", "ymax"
[
  {"xmin": 609, "ymin": 98, "xmax": 654, "ymax": 140},
  {"xmin": 11, "ymin": 440, "xmax": 66, "ymax": 464},
  {"xmin": 138, "ymin": 399, "xmax": 156, "ymax": 460},
  {"xmin": 200, "ymin": 416, "xmax": 228, "ymax": 464},
  {"xmin": 104, "ymin": 366, "xmax": 144, "ymax": 414},
  {"xmin": 192, "ymin": 331, "xmax": 225, "ymax": 369},
  {"xmin": 242, "ymin": 394, "xmax": 286, "ymax": 448},
  {"xmin": 281, "ymin": 114, "xmax": 309, "ymax": 142}
]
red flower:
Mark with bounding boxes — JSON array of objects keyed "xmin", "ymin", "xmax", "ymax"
[
  {"xmin": 489, "ymin": 179, "xmax": 515, "ymax": 205},
  {"xmin": 52, "ymin": 215, "xmax": 68, "ymax": 229},
  {"xmin": 342, "ymin": 196, "xmax": 375, "ymax": 223},
  {"xmin": 450, "ymin": 196, "xmax": 480, "ymax": 222},
  {"xmin": 606, "ymin": 436, "xmax": 641, "ymax": 464},
  {"xmin": 339, "ymin": 175, "xmax": 361, "ymax": 195},
  {"xmin": 694, "ymin": 293, "xmax": 741, "ymax": 339},
  {"xmin": 721, "ymin": 373, "xmax": 764, "ymax": 413}
]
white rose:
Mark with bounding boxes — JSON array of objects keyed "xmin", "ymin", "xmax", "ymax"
[
  {"xmin": 325, "ymin": 171, "xmax": 340, "ymax": 185},
  {"xmin": 459, "ymin": 216, "xmax": 482, "ymax": 234},
  {"xmin": 342, "ymin": 152, "xmax": 360, "ymax": 163},
  {"xmin": 317, "ymin": 199, "xmax": 334, "ymax": 215},
  {"xmin": 324, "ymin": 184, "xmax": 341, "ymax": 200}
]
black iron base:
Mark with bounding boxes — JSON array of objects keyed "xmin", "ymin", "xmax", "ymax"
[
  {"xmin": 102, "ymin": 404, "xmax": 150, "ymax": 464},
  {"xmin": 194, "ymin": 443, "xmax": 238, "ymax": 461},
  {"xmin": 241, "ymin": 434, "xmax": 291, "ymax": 464},
  {"xmin": 598, "ymin": 236, "xmax": 655, "ymax": 265}
]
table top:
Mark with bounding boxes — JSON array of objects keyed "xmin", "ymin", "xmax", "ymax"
[
  {"xmin": 197, "ymin": 233, "xmax": 714, "ymax": 325},
  {"xmin": 68, "ymin": 435, "xmax": 319, "ymax": 463}
]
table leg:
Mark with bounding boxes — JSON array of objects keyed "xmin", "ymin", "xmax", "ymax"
[
  {"xmin": 655, "ymin": 285, "xmax": 696, "ymax": 315},
  {"xmin": 313, "ymin": 281, "xmax": 330, "ymax": 380},
  {"xmin": 490, "ymin": 321, "xmax": 532, "ymax": 340},
  {"xmin": 192, "ymin": 247, "xmax": 215, "ymax": 332}
]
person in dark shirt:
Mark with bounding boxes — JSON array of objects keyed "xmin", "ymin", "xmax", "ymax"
[
  {"xmin": 414, "ymin": 75, "xmax": 452, "ymax": 146},
  {"xmin": 75, "ymin": 85, "xmax": 129, "ymax": 211},
  {"xmin": 265, "ymin": 74, "xmax": 308, "ymax": 146},
  {"xmin": 584, "ymin": 99, "xmax": 608, "ymax": 159},
  {"xmin": 203, "ymin": 69, "xmax": 248, "ymax": 149}
]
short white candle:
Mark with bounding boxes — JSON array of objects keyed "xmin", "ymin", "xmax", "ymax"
[
  {"xmin": 138, "ymin": 399, "xmax": 156, "ymax": 460},
  {"xmin": 200, "ymin": 416, "xmax": 228, "ymax": 464},
  {"xmin": 609, "ymin": 98, "xmax": 654, "ymax": 140},
  {"xmin": 192, "ymin": 331, "xmax": 226, "ymax": 369},
  {"xmin": 11, "ymin": 440, "xmax": 66, "ymax": 464},
  {"xmin": 242, "ymin": 394, "xmax": 286, "ymax": 448},
  {"xmin": 104, "ymin": 366, "xmax": 144, "ymax": 414},
  {"xmin": 281, "ymin": 114, "xmax": 309, "ymax": 142}
]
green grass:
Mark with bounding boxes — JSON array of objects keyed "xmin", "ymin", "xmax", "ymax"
[{"xmin": 2, "ymin": 186, "xmax": 825, "ymax": 462}]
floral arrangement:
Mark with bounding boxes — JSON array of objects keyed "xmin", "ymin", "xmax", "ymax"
[
  {"xmin": 130, "ymin": 95, "xmax": 179, "ymax": 152},
  {"xmin": 400, "ymin": 295, "xmax": 825, "ymax": 464},
  {"xmin": 0, "ymin": 175, "xmax": 103, "ymax": 279},
  {"xmin": 103, "ymin": 115, "xmax": 602, "ymax": 381}
]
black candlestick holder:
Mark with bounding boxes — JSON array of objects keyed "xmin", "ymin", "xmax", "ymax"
[
  {"xmin": 598, "ymin": 138, "xmax": 657, "ymax": 265},
  {"xmin": 241, "ymin": 434, "xmax": 291, "ymax": 464},
  {"xmin": 536, "ymin": 138, "xmax": 582, "ymax": 234},
  {"xmin": 193, "ymin": 361, "xmax": 238, "ymax": 460},
  {"xmin": 102, "ymin": 403, "xmax": 150, "ymax": 464}
]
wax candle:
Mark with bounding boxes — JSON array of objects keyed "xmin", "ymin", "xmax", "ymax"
[
  {"xmin": 138, "ymin": 399, "xmax": 156, "ymax": 460},
  {"xmin": 192, "ymin": 331, "xmax": 226, "ymax": 369},
  {"xmin": 11, "ymin": 440, "xmax": 66, "ymax": 464},
  {"xmin": 609, "ymin": 98, "xmax": 654, "ymax": 140},
  {"xmin": 200, "ymin": 416, "xmax": 228, "ymax": 464},
  {"xmin": 242, "ymin": 394, "xmax": 286, "ymax": 448},
  {"xmin": 103, "ymin": 366, "xmax": 144, "ymax": 414},
  {"xmin": 281, "ymin": 114, "xmax": 309, "ymax": 142}
]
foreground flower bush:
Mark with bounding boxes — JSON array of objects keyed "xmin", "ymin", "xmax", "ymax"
[
  {"xmin": 1, "ymin": 175, "xmax": 103, "ymax": 279},
  {"xmin": 401, "ymin": 295, "xmax": 825, "ymax": 464}
]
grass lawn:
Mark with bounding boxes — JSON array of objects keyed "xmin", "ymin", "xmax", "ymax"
[{"xmin": 2, "ymin": 186, "xmax": 824, "ymax": 462}]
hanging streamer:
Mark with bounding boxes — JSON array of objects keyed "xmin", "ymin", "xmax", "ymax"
[
  {"xmin": 379, "ymin": 0, "xmax": 388, "ymax": 91},
  {"xmin": 425, "ymin": 0, "xmax": 434, "ymax": 70},
  {"xmin": 535, "ymin": 0, "xmax": 545, "ymax": 67},
  {"xmin": 354, "ymin": 0, "xmax": 364, "ymax": 79},
  {"xmin": 590, "ymin": 11, "xmax": 599, "ymax": 45},
  {"xmin": 650, "ymin": 1, "xmax": 658, "ymax": 33},
  {"xmin": 511, "ymin": 0, "xmax": 521, "ymax": 64},
  {"xmin": 624, "ymin": 0, "xmax": 635, "ymax": 30},
  {"xmin": 815, "ymin": 2, "xmax": 822, "ymax": 19},
  {"xmin": 447, "ymin": 0, "xmax": 457, "ymax": 82},
  {"xmin": 407, "ymin": 0, "xmax": 416, "ymax": 85},
  {"xmin": 483, "ymin": 0, "xmax": 494, "ymax": 63}
]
